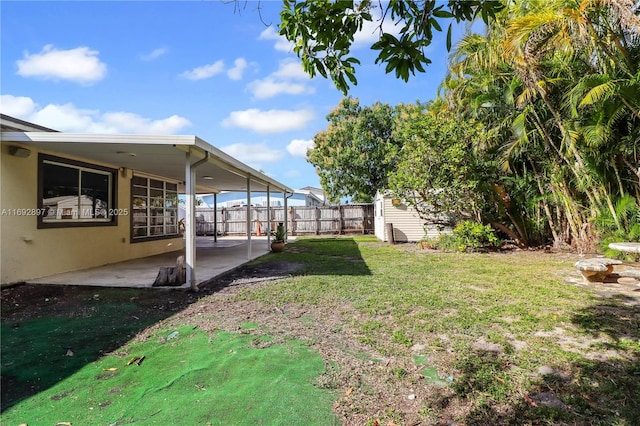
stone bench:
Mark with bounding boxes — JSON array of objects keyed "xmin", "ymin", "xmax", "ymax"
[
  {"xmin": 608, "ymin": 242, "xmax": 640, "ymax": 262},
  {"xmin": 618, "ymin": 269, "xmax": 640, "ymax": 279},
  {"xmin": 574, "ymin": 258, "xmax": 623, "ymax": 282}
]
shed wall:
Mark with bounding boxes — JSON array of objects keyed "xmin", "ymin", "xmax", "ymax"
[{"xmin": 374, "ymin": 192, "xmax": 452, "ymax": 242}]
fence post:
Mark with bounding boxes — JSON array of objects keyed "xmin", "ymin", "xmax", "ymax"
[
  {"xmin": 289, "ymin": 206, "xmax": 295, "ymax": 236},
  {"xmin": 339, "ymin": 205, "xmax": 344, "ymax": 235},
  {"xmin": 222, "ymin": 208, "xmax": 227, "ymax": 236},
  {"xmin": 386, "ymin": 223, "xmax": 395, "ymax": 244}
]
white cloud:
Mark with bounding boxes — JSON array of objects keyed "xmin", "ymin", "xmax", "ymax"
[
  {"xmin": 16, "ymin": 44, "xmax": 107, "ymax": 84},
  {"xmin": 258, "ymin": 26, "xmax": 294, "ymax": 52},
  {"xmin": 221, "ymin": 108, "xmax": 314, "ymax": 134},
  {"xmin": 272, "ymin": 60, "xmax": 308, "ymax": 80},
  {"xmin": 1, "ymin": 94, "xmax": 191, "ymax": 134},
  {"xmin": 227, "ymin": 57, "xmax": 248, "ymax": 80},
  {"xmin": 141, "ymin": 47, "xmax": 168, "ymax": 61},
  {"xmin": 181, "ymin": 60, "xmax": 225, "ymax": 80},
  {"xmin": 0, "ymin": 94, "xmax": 38, "ymax": 117},
  {"xmin": 33, "ymin": 103, "xmax": 104, "ymax": 133},
  {"xmin": 286, "ymin": 138, "xmax": 314, "ymax": 158},
  {"xmin": 353, "ymin": 8, "xmax": 401, "ymax": 48},
  {"xmin": 247, "ymin": 59, "xmax": 314, "ymax": 99},
  {"xmin": 247, "ymin": 79, "xmax": 313, "ymax": 99},
  {"xmin": 220, "ymin": 142, "xmax": 284, "ymax": 168},
  {"xmin": 101, "ymin": 112, "xmax": 191, "ymax": 134}
]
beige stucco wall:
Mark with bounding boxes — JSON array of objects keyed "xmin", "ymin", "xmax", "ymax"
[{"xmin": 0, "ymin": 143, "xmax": 183, "ymax": 285}]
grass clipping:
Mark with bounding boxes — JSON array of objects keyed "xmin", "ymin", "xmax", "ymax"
[{"xmin": 3, "ymin": 325, "xmax": 337, "ymax": 425}]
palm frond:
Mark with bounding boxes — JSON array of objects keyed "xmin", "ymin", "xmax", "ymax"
[{"xmin": 579, "ymin": 80, "xmax": 619, "ymax": 107}]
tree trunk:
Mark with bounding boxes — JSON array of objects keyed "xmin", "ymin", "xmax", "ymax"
[
  {"xmin": 534, "ymin": 173, "xmax": 561, "ymax": 247},
  {"xmin": 490, "ymin": 221, "xmax": 527, "ymax": 248}
]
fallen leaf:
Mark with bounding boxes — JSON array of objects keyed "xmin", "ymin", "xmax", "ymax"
[
  {"xmin": 136, "ymin": 355, "xmax": 146, "ymax": 366},
  {"xmin": 495, "ymin": 377, "xmax": 505, "ymax": 383},
  {"xmin": 126, "ymin": 356, "xmax": 141, "ymax": 366},
  {"xmin": 524, "ymin": 394, "xmax": 538, "ymax": 407},
  {"xmin": 102, "ymin": 368, "xmax": 118, "ymax": 371},
  {"xmin": 581, "ymin": 393, "xmax": 596, "ymax": 406},
  {"xmin": 344, "ymin": 386, "xmax": 354, "ymax": 397},
  {"xmin": 55, "ymin": 423, "xmax": 72, "ymax": 426}
]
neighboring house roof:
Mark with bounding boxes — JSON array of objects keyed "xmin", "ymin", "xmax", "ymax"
[
  {"xmin": 1, "ymin": 117, "xmax": 292, "ymax": 194},
  {"xmin": 297, "ymin": 186, "xmax": 328, "ymax": 203},
  {"xmin": 201, "ymin": 188, "xmax": 324, "ymax": 207}
]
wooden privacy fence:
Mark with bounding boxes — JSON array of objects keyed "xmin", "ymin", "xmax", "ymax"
[{"xmin": 194, "ymin": 204, "xmax": 374, "ymax": 236}]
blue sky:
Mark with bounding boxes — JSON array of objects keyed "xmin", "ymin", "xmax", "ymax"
[{"xmin": 1, "ymin": 1, "xmax": 465, "ymax": 190}]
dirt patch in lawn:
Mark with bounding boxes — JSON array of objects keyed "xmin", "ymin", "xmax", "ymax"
[{"xmin": 1, "ymin": 261, "xmax": 466, "ymax": 424}]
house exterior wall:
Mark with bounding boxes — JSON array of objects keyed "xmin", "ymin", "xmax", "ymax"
[
  {"xmin": 1, "ymin": 142, "xmax": 183, "ymax": 285},
  {"xmin": 374, "ymin": 191, "xmax": 452, "ymax": 242}
]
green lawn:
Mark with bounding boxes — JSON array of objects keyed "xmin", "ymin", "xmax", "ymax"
[{"xmin": 2, "ymin": 236, "xmax": 638, "ymax": 425}]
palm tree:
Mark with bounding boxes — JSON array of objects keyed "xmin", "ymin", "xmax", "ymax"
[{"xmin": 440, "ymin": 0, "xmax": 639, "ymax": 250}]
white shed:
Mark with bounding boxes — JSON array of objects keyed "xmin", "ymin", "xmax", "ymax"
[{"xmin": 374, "ymin": 191, "xmax": 452, "ymax": 242}]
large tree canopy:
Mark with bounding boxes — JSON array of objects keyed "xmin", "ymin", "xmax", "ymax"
[
  {"xmin": 278, "ymin": 0, "xmax": 505, "ymax": 93},
  {"xmin": 305, "ymin": 0, "xmax": 639, "ymax": 251},
  {"xmin": 307, "ymin": 97, "xmax": 401, "ymax": 203},
  {"xmin": 388, "ymin": 102, "xmax": 488, "ymax": 223}
]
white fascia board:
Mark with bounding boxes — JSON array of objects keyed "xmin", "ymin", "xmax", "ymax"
[{"xmin": 1, "ymin": 132, "xmax": 198, "ymax": 146}]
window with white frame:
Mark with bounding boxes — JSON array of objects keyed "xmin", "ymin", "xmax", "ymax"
[
  {"xmin": 38, "ymin": 154, "xmax": 116, "ymax": 228},
  {"xmin": 131, "ymin": 175, "xmax": 179, "ymax": 240}
]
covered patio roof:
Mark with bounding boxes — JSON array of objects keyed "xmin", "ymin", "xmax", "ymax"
[
  {"xmin": 2, "ymin": 127, "xmax": 294, "ymax": 291},
  {"xmin": 0, "ymin": 131, "xmax": 292, "ymax": 194}
]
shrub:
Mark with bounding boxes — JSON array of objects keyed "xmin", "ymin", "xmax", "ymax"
[
  {"xmin": 437, "ymin": 221, "xmax": 500, "ymax": 252},
  {"xmin": 594, "ymin": 195, "xmax": 640, "ymax": 259}
]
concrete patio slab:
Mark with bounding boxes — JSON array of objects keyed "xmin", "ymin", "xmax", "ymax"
[{"xmin": 26, "ymin": 236, "xmax": 279, "ymax": 289}]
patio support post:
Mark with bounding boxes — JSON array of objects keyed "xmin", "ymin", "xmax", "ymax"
[
  {"xmin": 266, "ymin": 185, "xmax": 271, "ymax": 248},
  {"xmin": 284, "ymin": 190, "xmax": 289, "ymax": 242},
  {"xmin": 246, "ymin": 176, "xmax": 252, "ymax": 259},
  {"xmin": 213, "ymin": 192, "xmax": 217, "ymax": 242},
  {"xmin": 185, "ymin": 150, "xmax": 209, "ymax": 291},
  {"xmin": 185, "ymin": 150, "xmax": 196, "ymax": 290}
]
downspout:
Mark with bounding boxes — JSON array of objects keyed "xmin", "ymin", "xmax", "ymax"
[{"xmin": 185, "ymin": 150, "xmax": 209, "ymax": 292}]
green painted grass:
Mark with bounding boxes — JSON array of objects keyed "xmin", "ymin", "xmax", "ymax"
[{"xmin": 1, "ymin": 325, "xmax": 337, "ymax": 425}]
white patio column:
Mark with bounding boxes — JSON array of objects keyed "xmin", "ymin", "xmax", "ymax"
[
  {"xmin": 185, "ymin": 150, "xmax": 209, "ymax": 291},
  {"xmin": 185, "ymin": 150, "xmax": 196, "ymax": 290},
  {"xmin": 213, "ymin": 192, "xmax": 218, "ymax": 243},
  {"xmin": 266, "ymin": 185, "xmax": 271, "ymax": 248},
  {"xmin": 284, "ymin": 190, "xmax": 289, "ymax": 242},
  {"xmin": 246, "ymin": 176, "xmax": 252, "ymax": 259}
]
